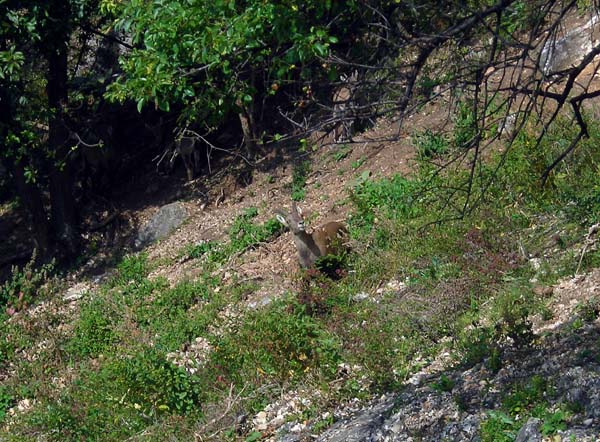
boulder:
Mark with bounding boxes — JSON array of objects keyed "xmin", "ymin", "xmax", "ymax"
[
  {"xmin": 135, "ymin": 202, "xmax": 187, "ymax": 249},
  {"xmin": 515, "ymin": 417, "xmax": 542, "ymax": 442},
  {"xmin": 540, "ymin": 16, "xmax": 600, "ymax": 74}
]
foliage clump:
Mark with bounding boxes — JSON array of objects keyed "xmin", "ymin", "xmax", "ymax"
[
  {"xmin": 0, "ymin": 253, "xmax": 55, "ymax": 313},
  {"xmin": 186, "ymin": 207, "xmax": 283, "ymax": 265}
]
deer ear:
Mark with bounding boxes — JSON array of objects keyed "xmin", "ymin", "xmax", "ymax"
[
  {"xmin": 275, "ymin": 213, "xmax": 288, "ymax": 226},
  {"xmin": 296, "ymin": 205, "xmax": 303, "ymax": 217}
]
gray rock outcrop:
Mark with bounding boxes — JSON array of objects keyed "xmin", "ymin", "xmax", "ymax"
[
  {"xmin": 135, "ymin": 202, "xmax": 188, "ymax": 249},
  {"xmin": 540, "ymin": 16, "xmax": 600, "ymax": 74}
]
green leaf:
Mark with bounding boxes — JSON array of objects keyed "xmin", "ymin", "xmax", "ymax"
[
  {"xmin": 245, "ymin": 431, "xmax": 262, "ymax": 442},
  {"xmin": 137, "ymin": 98, "xmax": 145, "ymax": 113},
  {"xmin": 158, "ymin": 100, "xmax": 170, "ymax": 112},
  {"xmin": 487, "ymin": 410, "xmax": 514, "ymax": 425},
  {"xmin": 313, "ymin": 42, "xmax": 328, "ymax": 57}
]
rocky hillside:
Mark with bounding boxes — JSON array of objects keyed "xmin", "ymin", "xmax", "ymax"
[
  {"xmin": 2, "ymin": 106, "xmax": 600, "ymax": 441},
  {"xmin": 3, "ymin": 13, "xmax": 600, "ymax": 441}
]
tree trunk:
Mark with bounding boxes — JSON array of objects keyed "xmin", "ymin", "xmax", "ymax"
[
  {"xmin": 45, "ymin": 8, "xmax": 80, "ymax": 258},
  {"xmin": 10, "ymin": 159, "xmax": 51, "ymax": 257},
  {"xmin": 237, "ymin": 70, "xmax": 261, "ymax": 158},
  {"xmin": 238, "ymin": 108, "xmax": 257, "ymax": 157}
]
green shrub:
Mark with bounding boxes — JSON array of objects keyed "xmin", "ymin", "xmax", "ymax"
[
  {"xmin": 0, "ymin": 316, "xmax": 17, "ymax": 367},
  {"xmin": 125, "ymin": 277, "xmax": 168, "ymax": 306},
  {"xmin": 541, "ymin": 409, "xmax": 568, "ymax": 436},
  {"xmin": 185, "ymin": 240, "xmax": 228, "ymax": 263},
  {"xmin": 487, "ymin": 347, "xmax": 502, "ymax": 372},
  {"xmin": 0, "ymin": 386, "xmax": 13, "ymax": 422},
  {"xmin": 340, "ymin": 301, "xmax": 429, "ymax": 390},
  {"xmin": 68, "ymin": 296, "xmax": 122, "ymax": 358},
  {"xmin": 137, "ymin": 278, "xmax": 221, "ymax": 351},
  {"xmin": 0, "ymin": 253, "xmax": 55, "ymax": 310},
  {"xmin": 209, "ymin": 300, "xmax": 341, "ymax": 384},
  {"xmin": 349, "ymin": 174, "xmax": 421, "ymax": 233},
  {"xmin": 490, "ymin": 286, "xmax": 535, "ymax": 347},
  {"xmin": 416, "ymin": 74, "xmax": 439, "ymax": 98},
  {"xmin": 500, "ymin": 0, "xmax": 544, "ymax": 36},
  {"xmin": 503, "ymin": 375, "xmax": 549, "ymax": 415},
  {"xmin": 455, "ymin": 319, "xmax": 495, "ymax": 367},
  {"xmin": 25, "ymin": 367, "xmax": 148, "ymax": 441},
  {"xmin": 185, "ymin": 208, "xmax": 283, "ymax": 264},
  {"xmin": 112, "ymin": 348, "xmax": 203, "ymax": 415},
  {"xmin": 291, "ymin": 160, "xmax": 311, "ymax": 201},
  {"xmin": 414, "ymin": 129, "xmax": 449, "ymax": 159},
  {"xmin": 481, "ymin": 377, "xmax": 565, "ymax": 441},
  {"xmin": 29, "ymin": 400, "xmax": 101, "ymax": 442},
  {"xmin": 431, "ymin": 374, "xmax": 454, "ymax": 392},
  {"xmin": 137, "ymin": 279, "xmax": 213, "ymax": 325},
  {"xmin": 481, "ymin": 411, "xmax": 517, "ymax": 442},
  {"xmin": 23, "ymin": 347, "xmax": 203, "ymax": 440},
  {"xmin": 332, "ymin": 145, "xmax": 352, "ymax": 161},
  {"xmin": 453, "ymin": 101, "xmax": 477, "ymax": 150},
  {"xmin": 577, "ymin": 297, "xmax": 600, "ymax": 322},
  {"xmin": 113, "ymin": 253, "xmax": 150, "ymax": 285},
  {"xmin": 228, "ymin": 207, "xmax": 283, "ymax": 252}
]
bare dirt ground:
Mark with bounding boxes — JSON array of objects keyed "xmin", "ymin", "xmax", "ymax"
[{"xmin": 125, "ymin": 118, "xmax": 419, "ymax": 304}]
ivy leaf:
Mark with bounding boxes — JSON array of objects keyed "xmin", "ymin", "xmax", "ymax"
[
  {"xmin": 245, "ymin": 431, "xmax": 262, "ymax": 442},
  {"xmin": 158, "ymin": 99, "xmax": 170, "ymax": 112},
  {"xmin": 314, "ymin": 43, "xmax": 327, "ymax": 56}
]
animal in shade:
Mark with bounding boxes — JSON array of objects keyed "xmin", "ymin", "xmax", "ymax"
[
  {"xmin": 170, "ymin": 135, "xmax": 201, "ymax": 181},
  {"xmin": 275, "ymin": 202, "xmax": 348, "ymax": 268},
  {"xmin": 332, "ymin": 71, "xmax": 359, "ymax": 143}
]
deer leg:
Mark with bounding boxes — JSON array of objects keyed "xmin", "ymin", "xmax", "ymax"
[
  {"xmin": 181, "ymin": 153, "xmax": 194, "ymax": 180},
  {"xmin": 192, "ymin": 149, "xmax": 201, "ymax": 176}
]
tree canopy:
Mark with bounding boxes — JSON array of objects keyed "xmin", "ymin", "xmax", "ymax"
[
  {"xmin": 105, "ymin": 0, "xmax": 355, "ymax": 125},
  {"xmin": 2, "ymin": 0, "xmax": 600, "ymax": 261}
]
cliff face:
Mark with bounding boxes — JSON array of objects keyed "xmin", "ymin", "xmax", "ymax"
[{"xmin": 314, "ymin": 271, "xmax": 600, "ymax": 442}]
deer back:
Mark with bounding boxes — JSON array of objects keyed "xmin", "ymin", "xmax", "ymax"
[
  {"xmin": 333, "ymin": 85, "xmax": 352, "ymax": 110},
  {"xmin": 311, "ymin": 221, "xmax": 348, "ymax": 257}
]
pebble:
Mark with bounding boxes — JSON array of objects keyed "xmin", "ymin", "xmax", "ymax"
[
  {"xmin": 353, "ymin": 292, "xmax": 370, "ymax": 301},
  {"xmin": 63, "ymin": 283, "xmax": 89, "ymax": 302},
  {"xmin": 255, "ymin": 411, "xmax": 267, "ymax": 423},
  {"xmin": 290, "ymin": 423, "xmax": 306, "ymax": 433}
]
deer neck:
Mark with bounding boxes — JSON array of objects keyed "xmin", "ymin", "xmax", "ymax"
[{"xmin": 293, "ymin": 230, "xmax": 321, "ymax": 267}]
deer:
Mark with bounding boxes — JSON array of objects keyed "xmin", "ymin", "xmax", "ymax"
[
  {"xmin": 164, "ymin": 128, "xmax": 202, "ymax": 181},
  {"xmin": 332, "ymin": 71, "xmax": 359, "ymax": 143},
  {"xmin": 172, "ymin": 135, "xmax": 201, "ymax": 181},
  {"xmin": 275, "ymin": 202, "xmax": 348, "ymax": 269}
]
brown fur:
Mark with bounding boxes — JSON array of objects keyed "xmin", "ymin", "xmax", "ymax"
[{"xmin": 275, "ymin": 203, "xmax": 348, "ymax": 268}]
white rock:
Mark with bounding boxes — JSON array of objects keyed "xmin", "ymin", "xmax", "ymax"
[
  {"xmin": 271, "ymin": 416, "xmax": 285, "ymax": 427},
  {"xmin": 529, "ymin": 258, "xmax": 542, "ymax": 270},
  {"xmin": 353, "ymin": 292, "xmax": 370, "ymax": 301},
  {"xmin": 63, "ymin": 283, "xmax": 89, "ymax": 302},
  {"xmin": 290, "ymin": 422, "xmax": 306, "ymax": 433},
  {"xmin": 255, "ymin": 411, "xmax": 267, "ymax": 424}
]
